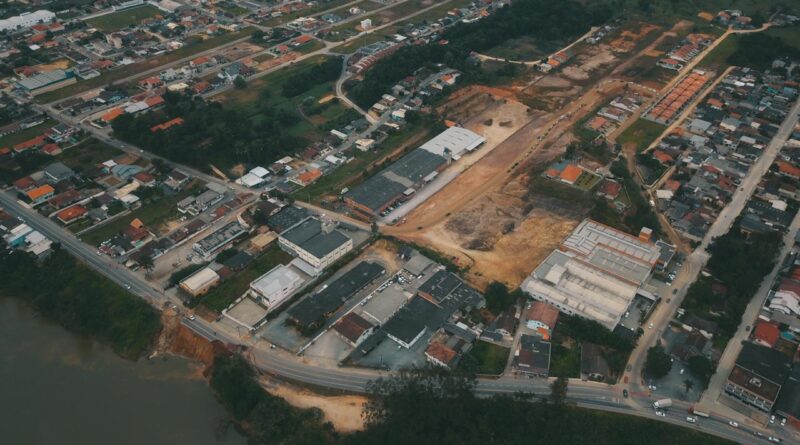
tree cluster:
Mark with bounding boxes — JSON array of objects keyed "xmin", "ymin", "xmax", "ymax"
[
  {"xmin": 0, "ymin": 247, "xmax": 161, "ymax": 359},
  {"xmin": 728, "ymin": 34, "xmax": 800, "ymax": 71},
  {"xmin": 283, "ymin": 56, "xmax": 342, "ymax": 97},
  {"xmin": 644, "ymin": 345, "xmax": 672, "ymax": 379},
  {"xmin": 350, "ymin": 0, "xmax": 612, "ymax": 107},
  {"xmin": 112, "ymin": 91, "xmax": 300, "ymax": 172}
]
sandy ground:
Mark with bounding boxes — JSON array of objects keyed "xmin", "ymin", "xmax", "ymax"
[
  {"xmin": 384, "ymin": 20, "xmax": 678, "ymax": 290},
  {"xmin": 261, "ymin": 378, "xmax": 367, "ymax": 432}
]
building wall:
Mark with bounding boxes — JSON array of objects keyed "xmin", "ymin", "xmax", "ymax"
[
  {"xmin": 279, "ymin": 236, "xmax": 353, "ymax": 271},
  {"xmin": 724, "ymin": 381, "xmax": 776, "ymax": 412}
]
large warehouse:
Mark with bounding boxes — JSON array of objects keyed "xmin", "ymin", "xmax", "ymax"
[
  {"xmin": 344, "ymin": 126, "xmax": 485, "ymax": 220},
  {"xmin": 521, "ymin": 219, "xmax": 661, "ymax": 330}
]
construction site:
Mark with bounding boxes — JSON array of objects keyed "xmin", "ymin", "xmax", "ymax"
[{"xmin": 383, "ymin": 19, "xmax": 715, "ymax": 290}]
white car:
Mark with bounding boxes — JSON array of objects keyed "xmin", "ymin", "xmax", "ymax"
[
  {"xmin": 781, "ymin": 417, "xmax": 787, "ymax": 426},
  {"xmin": 188, "ymin": 315, "xmax": 196, "ymax": 321},
  {"xmin": 728, "ymin": 421, "xmax": 738, "ymax": 428},
  {"xmin": 648, "ymin": 322, "xmax": 654, "ymax": 329},
  {"xmin": 655, "ymin": 410, "xmax": 666, "ymax": 417},
  {"xmin": 768, "ymin": 437, "xmax": 781, "ymax": 443},
  {"xmin": 686, "ymin": 416, "xmax": 697, "ymax": 423}
]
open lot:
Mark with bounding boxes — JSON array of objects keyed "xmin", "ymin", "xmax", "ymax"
[
  {"xmin": 459, "ymin": 340, "xmax": 510, "ymax": 375},
  {"xmin": 0, "ymin": 118, "xmax": 56, "ymax": 148},
  {"xmin": 616, "ymin": 118, "xmax": 666, "ymax": 153},
  {"xmin": 86, "ymin": 5, "xmax": 163, "ymax": 32}
]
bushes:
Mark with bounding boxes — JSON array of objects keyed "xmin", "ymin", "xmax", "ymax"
[
  {"xmin": 645, "ymin": 345, "xmax": 672, "ymax": 379},
  {"xmin": 0, "ymin": 247, "xmax": 161, "ymax": 359},
  {"xmin": 282, "ymin": 57, "xmax": 342, "ymax": 97}
]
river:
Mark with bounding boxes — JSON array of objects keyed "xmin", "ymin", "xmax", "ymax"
[{"xmin": 0, "ymin": 298, "xmax": 247, "ymax": 445}]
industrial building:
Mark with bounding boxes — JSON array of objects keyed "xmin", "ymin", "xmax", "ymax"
[
  {"xmin": 192, "ymin": 221, "xmax": 247, "ymax": 259},
  {"xmin": 725, "ymin": 342, "xmax": 791, "ymax": 413},
  {"xmin": 288, "ymin": 261, "xmax": 385, "ymax": 332},
  {"xmin": 278, "ymin": 217, "xmax": 353, "ymax": 275},
  {"xmin": 249, "ymin": 264, "xmax": 305, "ymax": 311},
  {"xmin": 15, "ymin": 69, "xmax": 77, "ymax": 95},
  {"xmin": 344, "ymin": 126, "xmax": 485, "ymax": 220},
  {"xmin": 179, "ymin": 267, "xmax": 221, "ymax": 297},
  {"xmin": 521, "ymin": 219, "xmax": 661, "ymax": 330},
  {"xmin": 0, "ymin": 10, "xmax": 56, "ymax": 32}
]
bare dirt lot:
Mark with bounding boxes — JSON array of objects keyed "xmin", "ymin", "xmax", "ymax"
[{"xmin": 262, "ymin": 378, "xmax": 367, "ymax": 432}]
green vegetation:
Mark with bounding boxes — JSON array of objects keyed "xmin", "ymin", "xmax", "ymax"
[
  {"xmin": 86, "ymin": 5, "xmax": 162, "ymax": 31},
  {"xmin": 36, "ymin": 27, "xmax": 257, "ymax": 103},
  {"xmin": 688, "ymin": 355, "xmax": 714, "ymax": 388},
  {"xmin": 553, "ymin": 314, "xmax": 635, "ymax": 378},
  {"xmin": 458, "ymin": 340, "xmax": 510, "ymax": 375},
  {"xmin": 617, "ymin": 119, "xmax": 666, "ymax": 153},
  {"xmin": 350, "ymin": 0, "xmax": 612, "ymax": 107},
  {"xmin": 197, "ymin": 244, "xmax": 292, "ymax": 312},
  {"xmin": 645, "ymin": 345, "xmax": 672, "ymax": 379},
  {"xmin": 0, "ymin": 118, "xmax": 56, "ymax": 147},
  {"xmin": 636, "ymin": 152, "xmax": 668, "ymax": 185},
  {"xmin": 261, "ymin": 0, "xmax": 352, "ymax": 26},
  {"xmin": 295, "ymin": 123, "xmax": 431, "ymax": 202},
  {"xmin": 210, "ymin": 355, "xmax": 335, "ymax": 443},
  {"xmin": 210, "ymin": 357, "xmax": 735, "ymax": 445},
  {"xmin": 113, "ymin": 56, "xmax": 347, "ymax": 173},
  {"xmin": 0, "ymin": 248, "xmax": 161, "ymax": 359},
  {"xmin": 550, "ymin": 343, "xmax": 582, "ymax": 378},
  {"xmin": 483, "ymin": 281, "xmax": 517, "ymax": 315},
  {"xmin": 601, "ymin": 160, "xmax": 661, "ymax": 235},
  {"xmin": 726, "ymin": 32, "xmax": 800, "ymax": 70}
]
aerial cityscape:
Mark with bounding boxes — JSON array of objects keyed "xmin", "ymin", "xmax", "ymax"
[{"xmin": 1, "ymin": 0, "xmax": 800, "ymax": 444}]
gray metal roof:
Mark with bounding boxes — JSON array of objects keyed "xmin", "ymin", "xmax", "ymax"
[{"xmin": 280, "ymin": 217, "xmax": 351, "ymax": 259}]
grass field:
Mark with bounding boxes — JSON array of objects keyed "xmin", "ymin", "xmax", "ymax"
[
  {"xmin": 261, "ymin": 0, "xmax": 353, "ymax": 27},
  {"xmin": 459, "ymin": 341, "xmax": 510, "ymax": 375},
  {"xmin": 36, "ymin": 27, "xmax": 257, "ymax": 104},
  {"xmin": 199, "ymin": 245, "xmax": 292, "ymax": 312},
  {"xmin": 58, "ymin": 138, "xmax": 122, "ymax": 170},
  {"xmin": 616, "ymin": 119, "xmax": 666, "ymax": 153},
  {"xmin": 0, "ymin": 118, "xmax": 56, "ymax": 148},
  {"xmin": 294, "ymin": 123, "xmax": 431, "ymax": 202},
  {"xmin": 324, "ymin": 0, "xmax": 428, "ymax": 42},
  {"xmin": 86, "ymin": 5, "xmax": 162, "ymax": 32}
]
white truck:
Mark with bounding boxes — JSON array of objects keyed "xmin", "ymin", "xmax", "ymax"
[{"xmin": 653, "ymin": 399, "xmax": 673, "ymax": 409}]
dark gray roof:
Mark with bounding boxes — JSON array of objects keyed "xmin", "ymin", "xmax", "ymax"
[
  {"xmin": 288, "ymin": 261, "xmax": 385, "ymax": 329},
  {"xmin": 418, "ymin": 270, "xmax": 461, "ymax": 303},
  {"xmin": 344, "ymin": 174, "xmax": 407, "ymax": 212},
  {"xmin": 776, "ymin": 365, "xmax": 800, "ymax": 419},
  {"xmin": 267, "ymin": 205, "xmax": 309, "ymax": 232},
  {"xmin": 383, "ymin": 296, "xmax": 436, "ymax": 344},
  {"xmin": 736, "ymin": 342, "xmax": 792, "ymax": 386},
  {"xmin": 345, "ymin": 148, "xmax": 445, "ymax": 214},
  {"xmin": 281, "ymin": 217, "xmax": 350, "ymax": 259}
]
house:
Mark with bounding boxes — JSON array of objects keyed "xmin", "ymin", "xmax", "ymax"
[
  {"xmin": 25, "ymin": 184, "xmax": 55, "ymax": 205},
  {"xmin": 133, "ymin": 171, "xmax": 157, "ymax": 187},
  {"xmin": 165, "ymin": 169, "xmax": 190, "ymax": 190},
  {"xmin": 516, "ymin": 334, "xmax": 551, "ymax": 376},
  {"xmin": 724, "ymin": 342, "xmax": 791, "ymax": 412},
  {"xmin": 43, "ymin": 162, "xmax": 75, "ymax": 183},
  {"xmin": 55, "ymin": 205, "xmax": 87, "ymax": 224},
  {"xmin": 425, "ymin": 341, "xmax": 458, "ymax": 368},
  {"xmin": 525, "ymin": 301, "xmax": 559, "ymax": 339},
  {"xmin": 753, "ymin": 320, "xmax": 781, "ymax": 348},
  {"xmin": 581, "ymin": 342, "xmax": 611, "ymax": 382},
  {"xmin": 333, "ymin": 312, "xmax": 374, "ymax": 347},
  {"xmin": 597, "ymin": 178, "xmax": 621, "ymax": 200}
]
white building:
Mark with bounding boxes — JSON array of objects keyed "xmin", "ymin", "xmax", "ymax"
[
  {"xmin": 179, "ymin": 267, "xmax": 221, "ymax": 296},
  {"xmin": 521, "ymin": 219, "xmax": 660, "ymax": 330},
  {"xmin": 418, "ymin": 126, "xmax": 486, "ymax": 160},
  {"xmin": 0, "ymin": 10, "xmax": 55, "ymax": 32},
  {"xmin": 249, "ymin": 264, "xmax": 305, "ymax": 311}
]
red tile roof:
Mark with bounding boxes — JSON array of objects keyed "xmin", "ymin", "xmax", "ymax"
[
  {"xmin": 56, "ymin": 205, "xmax": 87, "ymax": 223},
  {"xmin": 753, "ymin": 321, "xmax": 780, "ymax": 348}
]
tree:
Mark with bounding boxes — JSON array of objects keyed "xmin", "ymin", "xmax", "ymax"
[
  {"xmin": 139, "ymin": 255, "xmax": 154, "ymax": 274},
  {"xmin": 688, "ymin": 355, "xmax": 714, "ymax": 388},
  {"xmin": 550, "ymin": 375, "xmax": 568, "ymax": 404},
  {"xmin": 645, "ymin": 345, "xmax": 672, "ymax": 379},
  {"xmin": 484, "ymin": 281, "xmax": 515, "ymax": 314},
  {"xmin": 233, "ymin": 75, "xmax": 247, "ymax": 89},
  {"xmin": 683, "ymin": 379, "xmax": 694, "ymax": 394}
]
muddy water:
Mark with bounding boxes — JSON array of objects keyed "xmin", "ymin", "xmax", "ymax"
[{"xmin": 0, "ymin": 298, "xmax": 246, "ymax": 445}]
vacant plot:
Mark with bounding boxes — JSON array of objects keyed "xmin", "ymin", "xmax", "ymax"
[
  {"xmin": 324, "ymin": 0, "xmax": 431, "ymax": 42},
  {"xmin": 459, "ymin": 341, "xmax": 510, "ymax": 375},
  {"xmin": 58, "ymin": 138, "xmax": 122, "ymax": 169},
  {"xmin": 0, "ymin": 118, "xmax": 56, "ymax": 148},
  {"xmin": 261, "ymin": 0, "xmax": 353, "ymax": 27},
  {"xmin": 199, "ymin": 245, "xmax": 292, "ymax": 312},
  {"xmin": 616, "ymin": 118, "xmax": 665, "ymax": 152},
  {"xmin": 86, "ymin": 5, "xmax": 162, "ymax": 31}
]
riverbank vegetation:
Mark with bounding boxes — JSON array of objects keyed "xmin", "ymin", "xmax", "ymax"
[
  {"xmin": 210, "ymin": 355, "xmax": 734, "ymax": 445},
  {"xmin": 0, "ymin": 247, "xmax": 161, "ymax": 359}
]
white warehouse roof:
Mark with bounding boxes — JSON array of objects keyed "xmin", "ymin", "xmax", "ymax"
[
  {"xmin": 180, "ymin": 267, "xmax": 220, "ymax": 294},
  {"xmin": 419, "ymin": 126, "xmax": 485, "ymax": 158}
]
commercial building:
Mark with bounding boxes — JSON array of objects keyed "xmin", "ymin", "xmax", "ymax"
[
  {"xmin": 417, "ymin": 126, "xmax": 485, "ymax": 159},
  {"xmin": 521, "ymin": 219, "xmax": 661, "ymax": 330},
  {"xmin": 776, "ymin": 366, "xmax": 800, "ymax": 429},
  {"xmin": 249, "ymin": 264, "xmax": 305, "ymax": 311},
  {"xmin": 179, "ymin": 267, "xmax": 221, "ymax": 297},
  {"xmin": 0, "ymin": 10, "xmax": 56, "ymax": 32},
  {"xmin": 288, "ymin": 261, "xmax": 385, "ymax": 331},
  {"xmin": 724, "ymin": 342, "xmax": 791, "ymax": 412},
  {"xmin": 383, "ymin": 296, "xmax": 432, "ymax": 348},
  {"xmin": 192, "ymin": 221, "xmax": 247, "ymax": 259},
  {"xmin": 15, "ymin": 69, "xmax": 77, "ymax": 96},
  {"xmin": 278, "ymin": 217, "xmax": 353, "ymax": 274},
  {"xmin": 333, "ymin": 312, "xmax": 375, "ymax": 347}
]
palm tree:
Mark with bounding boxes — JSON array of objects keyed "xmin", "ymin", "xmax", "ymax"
[{"xmin": 683, "ymin": 379, "xmax": 695, "ymax": 393}]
